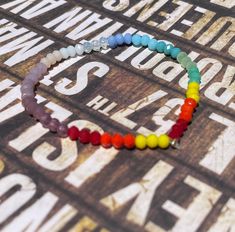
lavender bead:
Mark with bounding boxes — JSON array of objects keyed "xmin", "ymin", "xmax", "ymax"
[
  {"xmin": 33, "ymin": 106, "xmax": 45, "ymax": 119},
  {"xmin": 22, "ymin": 97, "xmax": 36, "ymax": 107},
  {"xmin": 57, "ymin": 124, "xmax": 68, "ymax": 138},
  {"xmin": 24, "ymin": 101, "xmax": 37, "ymax": 114},
  {"xmin": 48, "ymin": 118, "xmax": 60, "ymax": 132},
  {"xmin": 39, "ymin": 112, "xmax": 51, "ymax": 125}
]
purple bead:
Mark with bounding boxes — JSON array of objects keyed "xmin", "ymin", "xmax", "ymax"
[
  {"xmin": 48, "ymin": 118, "xmax": 60, "ymax": 132},
  {"xmin": 37, "ymin": 63, "xmax": 48, "ymax": 74},
  {"xmin": 40, "ymin": 112, "xmax": 51, "ymax": 125},
  {"xmin": 22, "ymin": 97, "xmax": 36, "ymax": 107},
  {"xmin": 57, "ymin": 124, "xmax": 68, "ymax": 138},
  {"xmin": 33, "ymin": 106, "xmax": 45, "ymax": 119},
  {"xmin": 24, "ymin": 73, "xmax": 38, "ymax": 84},
  {"xmin": 21, "ymin": 91, "xmax": 35, "ymax": 99},
  {"xmin": 24, "ymin": 101, "xmax": 37, "ymax": 114}
]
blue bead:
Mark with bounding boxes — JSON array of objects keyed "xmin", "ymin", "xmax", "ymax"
[
  {"xmin": 141, "ymin": 35, "xmax": 150, "ymax": 46},
  {"xmin": 67, "ymin": 45, "xmax": 76, "ymax": 57},
  {"xmin": 124, "ymin": 33, "xmax": 132, "ymax": 45},
  {"xmin": 132, "ymin": 34, "xmax": 142, "ymax": 47},
  {"xmin": 115, "ymin": 33, "xmax": 124, "ymax": 45},
  {"xmin": 171, "ymin": 47, "xmax": 181, "ymax": 59},
  {"xmin": 108, "ymin": 35, "xmax": 117, "ymax": 49},
  {"xmin": 164, "ymin": 44, "xmax": 173, "ymax": 55},
  {"xmin": 60, "ymin": 47, "xmax": 69, "ymax": 59},
  {"xmin": 156, "ymin": 41, "xmax": 166, "ymax": 53},
  {"xmin": 148, "ymin": 38, "xmax": 158, "ymax": 51}
]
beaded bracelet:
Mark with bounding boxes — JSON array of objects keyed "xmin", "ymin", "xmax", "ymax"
[{"xmin": 21, "ymin": 33, "xmax": 201, "ymax": 150}]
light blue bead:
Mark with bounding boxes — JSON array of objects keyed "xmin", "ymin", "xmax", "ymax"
[
  {"xmin": 164, "ymin": 44, "xmax": 173, "ymax": 55},
  {"xmin": 67, "ymin": 45, "xmax": 76, "ymax": 57},
  {"xmin": 132, "ymin": 34, "xmax": 142, "ymax": 47},
  {"xmin": 171, "ymin": 47, "xmax": 181, "ymax": 59},
  {"xmin": 124, "ymin": 33, "xmax": 132, "ymax": 45},
  {"xmin": 59, "ymin": 47, "xmax": 69, "ymax": 59},
  {"xmin": 148, "ymin": 38, "xmax": 158, "ymax": 51},
  {"xmin": 108, "ymin": 35, "xmax": 117, "ymax": 48},
  {"xmin": 156, "ymin": 41, "xmax": 166, "ymax": 53},
  {"xmin": 115, "ymin": 33, "xmax": 124, "ymax": 45},
  {"xmin": 141, "ymin": 35, "xmax": 150, "ymax": 46}
]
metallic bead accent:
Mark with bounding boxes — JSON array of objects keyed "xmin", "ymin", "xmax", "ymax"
[
  {"xmin": 83, "ymin": 41, "xmax": 93, "ymax": 53},
  {"xmin": 170, "ymin": 139, "xmax": 180, "ymax": 149},
  {"xmin": 99, "ymin": 37, "xmax": 108, "ymax": 49},
  {"xmin": 91, "ymin": 40, "xmax": 101, "ymax": 51}
]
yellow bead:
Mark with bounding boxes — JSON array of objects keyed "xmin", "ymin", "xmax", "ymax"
[
  {"xmin": 187, "ymin": 93, "xmax": 200, "ymax": 103},
  {"xmin": 188, "ymin": 82, "xmax": 200, "ymax": 90},
  {"xmin": 135, "ymin": 134, "xmax": 147, "ymax": 150},
  {"xmin": 158, "ymin": 134, "xmax": 170, "ymax": 149},
  {"xmin": 186, "ymin": 88, "xmax": 199, "ymax": 97},
  {"xmin": 146, "ymin": 134, "xmax": 158, "ymax": 149}
]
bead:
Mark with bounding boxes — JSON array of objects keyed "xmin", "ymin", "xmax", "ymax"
[
  {"xmin": 57, "ymin": 124, "xmax": 68, "ymax": 138},
  {"xmin": 188, "ymin": 82, "xmax": 200, "ymax": 91},
  {"xmin": 158, "ymin": 134, "xmax": 170, "ymax": 149},
  {"xmin": 101, "ymin": 132, "xmax": 112, "ymax": 148},
  {"xmin": 148, "ymin": 38, "xmax": 158, "ymax": 51},
  {"xmin": 39, "ymin": 112, "xmax": 51, "ymax": 125},
  {"xmin": 52, "ymin": 50, "xmax": 63, "ymax": 62},
  {"xmin": 68, "ymin": 126, "xmax": 80, "ymax": 141},
  {"xmin": 156, "ymin": 41, "xmax": 166, "ymax": 53},
  {"xmin": 180, "ymin": 56, "xmax": 191, "ymax": 68},
  {"xmin": 186, "ymin": 61, "xmax": 197, "ymax": 71},
  {"xmin": 100, "ymin": 37, "xmax": 109, "ymax": 49},
  {"xmin": 179, "ymin": 111, "xmax": 193, "ymax": 122},
  {"xmin": 176, "ymin": 119, "xmax": 188, "ymax": 130},
  {"xmin": 188, "ymin": 67, "xmax": 199, "ymax": 75},
  {"xmin": 132, "ymin": 34, "xmax": 142, "ymax": 47},
  {"xmin": 83, "ymin": 42, "xmax": 93, "ymax": 53},
  {"xmin": 181, "ymin": 104, "xmax": 194, "ymax": 113},
  {"xmin": 108, "ymin": 35, "xmax": 117, "ymax": 48},
  {"xmin": 135, "ymin": 134, "xmax": 147, "ymax": 150},
  {"xmin": 188, "ymin": 76, "xmax": 201, "ymax": 84},
  {"xmin": 123, "ymin": 134, "xmax": 135, "ymax": 149},
  {"xmin": 48, "ymin": 118, "xmax": 60, "ymax": 132},
  {"xmin": 112, "ymin": 133, "xmax": 124, "ymax": 149},
  {"xmin": 115, "ymin": 33, "xmax": 124, "ymax": 45},
  {"xmin": 189, "ymin": 71, "xmax": 201, "ymax": 79},
  {"xmin": 75, "ymin": 44, "xmax": 84, "ymax": 55},
  {"xmin": 91, "ymin": 40, "xmax": 101, "ymax": 51},
  {"xmin": 186, "ymin": 88, "xmax": 199, "ymax": 97},
  {"xmin": 46, "ymin": 53, "xmax": 57, "ymax": 65},
  {"xmin": 79, "ymin": 128, "xmax": 90, "ymax": 144},
  {"xmin": 90, "ymin": 131, "xmax": 101, "ymax": 145},
  {"xmin": 60, "ymin": 47, "xmax": 69, "ymax": 59},
  {"xmin": 168, "ymin": 129, "xmax": 182, "ymax": 139},
  {"xmin": 170, "ymin": 47, "xmax": 181, "ymax": 59},
  {"xmin": 146, "ymin": 134, "xmax": 158, "ymax": 149},
  {"xmin": 123, "ymin": 33, "xmax": 132, "ymax": 45},
  {"xmin": 187, "ymin": 93, "xmax": 200, "ymax": 103},
  {"xmin": 141, "ymin": 35, "xmax": 150, "ymax": 46},
  {"xmin": 185, "ymin": 98, "xmax": 197, "ymax": 108},
  {"xmin": 67, "ymin": 45, "xmax": 76, "ymax": 57},
  {"xmin": 40, "ymin": 57, "xmax": 51, "ymax": 68},
  {"xmin": 177, "ymin": 52, "xmax": 187, "ymax": 63},
  {"xmin": 164, "ymin": 44, "xmax": 173, "ymax": 55}
]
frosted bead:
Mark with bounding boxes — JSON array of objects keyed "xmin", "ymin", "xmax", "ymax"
[
  {"xmin": 92, "ymin": 40, "xmax": 101, "ymax": 51},
  {"xmin": 99, "ymin": 37, "xmax": 108, "ymax": 49},
  {"xmin": 83, "ymin": 41, "xmax": 93, "ymax": 53},
  {"xmin": 60, "ymin": 47, "xmax": 69, "ymax": 59},
  {"xmin": 48, "ymin": 118, "xmax": 60, "ymax": 132},
  {"xmin": 75, "ymin": 44, "xmax": 84, "ymax": 55},
  {"xmin": 52, "ymin": 50, "xmax": 63, "ymax": 62},
  {"xmin": 67, "ymin": 45, "xmax": 76, "ymax": 57},
  {"xmin": 46, "ymin": 53, "xmax": 57, "ymax": 65},
  {"xmin": 57, "ymin": 124, "xmax": 68, "ymax": 138},
  {"xmin": 40, "ymin": 57, "xmax": 51, "ymax": 68}
]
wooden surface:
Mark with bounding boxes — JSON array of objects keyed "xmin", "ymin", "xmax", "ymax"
[{"xmin": 0, "ymin": 0, "xmax": 234, "ymax": 231}]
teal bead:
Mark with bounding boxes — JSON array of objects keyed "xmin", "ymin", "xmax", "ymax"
[
  {"xmin": 148, "ymin": 38, "xmax": 158, "ymax": 51},
  {"xmin": 59, "ymin": 47, "xmax": 69, "ymax": 59},
  {"xmin": 186, "ymin": 61, "xmax": 197, "ymax": 71},
  {"xmin": 67, "ymin": 45, "xmax": 76, "ymax": 57},
  {"xmin": 189, "ymin": 71, "xmax": 201, "ymax": 79},
  {"xmin": 141, "ymin": 35, "xmax": 150, "ymax": 46},
  {"xmin": 164, "ymin": 44, "xmax": 173, "ymax": 55},
  {"xmin": 177, "ymin": 52, "xmax": 187, "ymax": 63},
  {"xmin": 189, "ymin": 75, "xmax": 201, "ymax": 83},
  {"xmin": 188, "ymin": 67, "xmax": 199, "ymax": 75},
  {"xmin": 171, "ymin": 47, "xmax": 181, "ymax": 59},
  {"xmin": 156, "ymin": 41, "xmax": 166, "ymax": 53},
  {"xmin": 132, "ymin": 34, "xmax": 142, "ymax": 47}
]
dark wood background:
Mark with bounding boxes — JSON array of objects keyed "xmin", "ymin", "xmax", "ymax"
[{"xmin": 0, "ymin": 0, "xmax": 234, "ymax": 231}]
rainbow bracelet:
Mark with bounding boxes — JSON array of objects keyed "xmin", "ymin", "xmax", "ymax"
[{"xmin": 21, "ymin": 33, "xmax": 201, "ymax": 150}]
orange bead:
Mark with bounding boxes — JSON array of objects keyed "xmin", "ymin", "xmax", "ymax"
[
  {"xmin": 123, "ymin": 134, "xmax": 135, "ymax": 149},
  {"xmin": 101, "ymin": 132, "xmax": 112, "ymax": 148},
  {"xmin": 179, "ymin": 111, "xmax": 193, "ymax": 122},
  {"xmin": 181, "ymin": 104, "xmax": 194, "ymax": 113},
  {"xmin": 185, "ymin": 98, "xmax": 197, "ymax": 109},
  {"xmin": 112, "ymin": 133, "xmax": 124, "ymax": 149}
]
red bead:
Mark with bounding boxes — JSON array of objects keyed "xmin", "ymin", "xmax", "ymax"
[
  {"xmin": 168, "ymin": 129, "xmax": 182, "ymax": 139},
  {"xmin": 176, "ymin": 119, "xmax": 188, "ymax": 130},
  {"xmin": 90, "ymin": 131, "xmax": 101, "ymax": 146},
  {"xmin": 67, "ymin": 126, "xmax": 80, "ymax": 140},
  {"xmin": 79, "ymin": 128, "xmax": 90, "ymax": 144},
  {"xmin": 101, "ymin": 132, "xmax": 112, "ymax": 148},
  {"xmin": 185, "ymin": 98, "xmax": 197, "ymax": 109},
  {"xmin": 181, "ymin": 104, "xmax": 194, "ymax": 114},
  {"xmin": 112, "ymin": 133, "xmax": 124, "ymax": 149},
  {"xmin": 123, "ymin": 134, "xmax": 135, "ymax": 149},
  {"xmin": 179, "ymin": 111, "xmax": 193, "ymax": 122}
]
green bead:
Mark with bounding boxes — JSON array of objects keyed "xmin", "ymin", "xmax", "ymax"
[
  {"xmin": 188, "ymin": 67, "xmax": 199, "ymax": 75},
  {"xmin": 189, "ymin": 75, "xmax": 201, "ymax": 83},
  {"xmin": 181, "ymin": 56, "xmax": 192, "ymax": 68},
  {"xmin": 177, "ymin": 52, "xmax": 187, "ymax": 63},
  {"xmin": 186, "ymin": 61, "xmax": 197, "ymax": 71}
]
